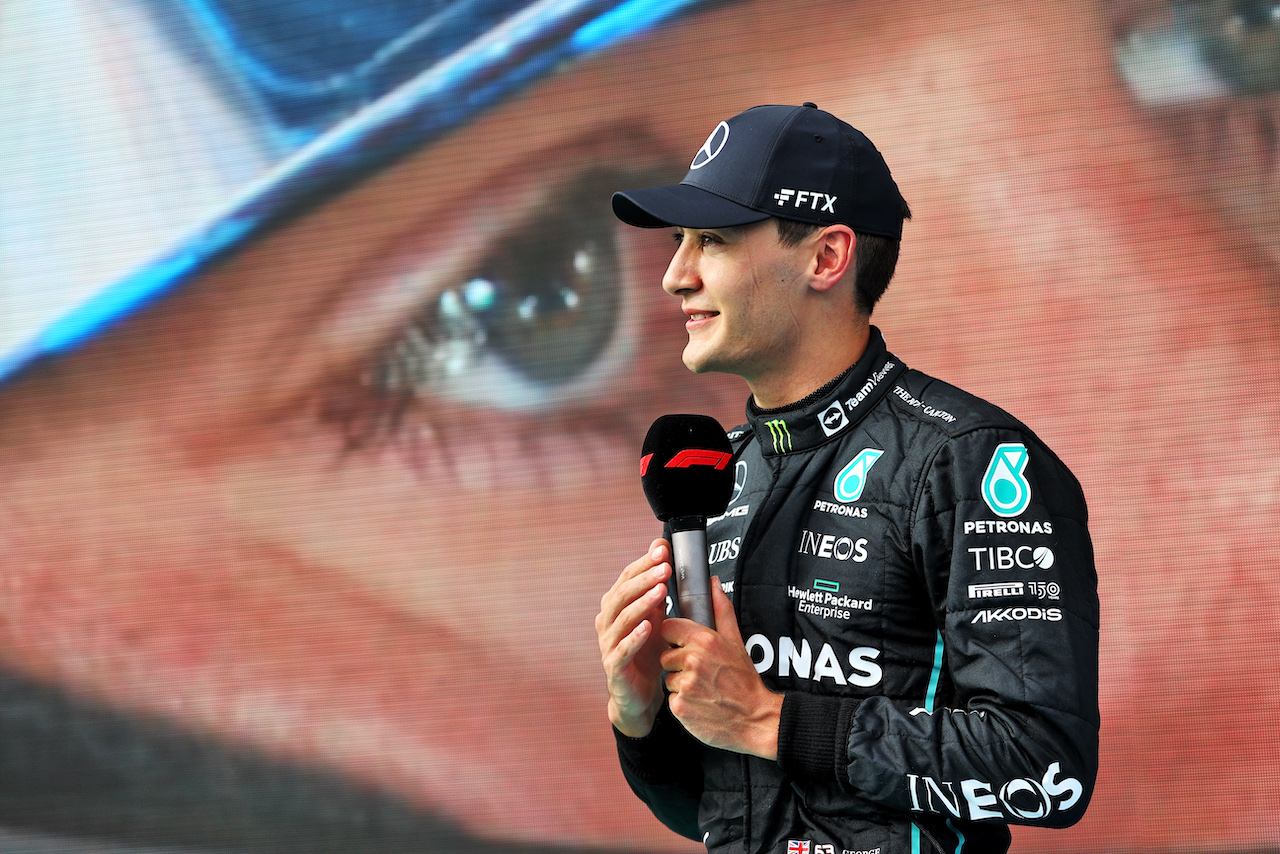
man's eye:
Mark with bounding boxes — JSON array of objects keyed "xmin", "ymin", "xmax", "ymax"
[
  {"xmin": 1116, "ymin": 2, "xmax": 1280, "ymax": 104},
  {"xmin": 365, "ymin": 173, "xmax": 635, "ymax": 411}
]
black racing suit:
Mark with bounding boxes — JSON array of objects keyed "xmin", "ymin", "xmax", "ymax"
[{"xmin": 616, "ymin": 328, "xmax": 1099, "ymax": 854}]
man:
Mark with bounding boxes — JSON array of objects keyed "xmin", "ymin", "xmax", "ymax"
[{"xmin": 597, "ymin": 103, "xmax": 1099, "ymax": 854}]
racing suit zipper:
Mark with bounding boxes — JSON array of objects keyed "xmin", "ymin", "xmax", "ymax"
[{"xmin": 730, "ymin": 442, "xmax": 783, "ymax": 854}]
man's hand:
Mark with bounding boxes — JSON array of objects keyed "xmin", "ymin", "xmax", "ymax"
[
  {"xmin": 660, "ymin": 578, "xmax": 783, "ymax": 760},
  {"xmin": 596, "ymin": 538, "xmax": 673, "ymax": 738}
]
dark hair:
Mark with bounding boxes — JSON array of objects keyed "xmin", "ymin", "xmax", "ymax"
[{"xmin": 775, "ymin": 199, "xmax": 912, "ymax": 316}]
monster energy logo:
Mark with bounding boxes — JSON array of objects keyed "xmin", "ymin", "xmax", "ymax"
[{"xmin": 765, "ymin": 419, "xmax": 793, "ymax": 453}]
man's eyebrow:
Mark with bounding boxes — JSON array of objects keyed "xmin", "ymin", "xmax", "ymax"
[{"xmin": 687, "ymin": 224, "xmax": 746, "ymax": 238}]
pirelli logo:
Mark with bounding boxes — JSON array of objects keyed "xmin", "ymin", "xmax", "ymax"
[{"xmin": 968, "ymin": 581, "xmax": 1024, "ymax": 599}]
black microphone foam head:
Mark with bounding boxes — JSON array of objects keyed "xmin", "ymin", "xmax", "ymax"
[{"xmin": 640, "ymin": 414, "xmax": 735, "ymax": 522}]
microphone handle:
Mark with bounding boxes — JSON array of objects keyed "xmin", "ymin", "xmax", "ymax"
[{"xmin": 671, "ymin": 520, "xmax": 715, "ymax": 629}]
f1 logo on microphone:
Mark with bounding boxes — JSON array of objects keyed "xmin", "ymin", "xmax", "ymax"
[{"xmin": 640, "ymin": 450, "xmax": 733, "ymax": 476}]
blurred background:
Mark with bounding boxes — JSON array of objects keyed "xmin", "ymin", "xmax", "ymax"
[{"xmin": 1, "ymin": 0, "xmax": 1277, "ymax": 851}]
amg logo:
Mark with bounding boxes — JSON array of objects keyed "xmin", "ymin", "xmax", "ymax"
[
  {"xmin": 708, "ymin": 504, "xmax": 749, "ymax": 526},
  {"xmin": 968, "ymin": 582, "xmax": 1024, "ymax": 599}
]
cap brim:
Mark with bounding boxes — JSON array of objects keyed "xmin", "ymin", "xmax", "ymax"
[{"xmin": 612, "ymin": 184, "xmax": 771, "ymax": 229}]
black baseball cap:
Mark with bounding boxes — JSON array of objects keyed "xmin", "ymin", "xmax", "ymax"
[{"xmin": 612, "ymin": 103, "xmax": 905, "ymax": 239}]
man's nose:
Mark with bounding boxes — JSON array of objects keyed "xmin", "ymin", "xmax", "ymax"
[{"xmin": 662, "ymin": 242, "xmax": 700, "ymax": 295}]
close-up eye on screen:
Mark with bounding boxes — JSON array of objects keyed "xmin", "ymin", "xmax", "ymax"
[{"xmin": 0, "ymin": 1, "xmax": 1278, "ymax": 853}]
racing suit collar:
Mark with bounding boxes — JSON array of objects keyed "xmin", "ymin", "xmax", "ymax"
[{"xmin": 746, "ymin": 326, "xmax": 907, "ymax": 456}]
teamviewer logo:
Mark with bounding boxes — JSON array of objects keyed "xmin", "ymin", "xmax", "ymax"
[
  {"xmin": 818, "ymin": 401, "xmax": 848, "ymax": 436},
  {"xmin": 774, "ymin": 188, "xmax": 796, "ymax": 206}
]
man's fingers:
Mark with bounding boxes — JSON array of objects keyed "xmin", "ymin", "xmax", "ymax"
[
  {"xmin": 598, "ymin": 545, "xmax": 670, "ymax": 630},
  {"xmin": 710, "ymin": 578, "xmax": 744, "ymax": 644},
  {"xmin": 600, "ymin": 540, "xmax": 669, "ymax": 603},
  {"xmin": 605, "ymin": 617, "xmax": 653, "ymax": 673},
  {"xmin": 599, "ymin": 579, "xmax": 667, "ymax": 656},
  {"xmin": 659, "ymin": 616, "xmax": 712, "ymax": 652}
]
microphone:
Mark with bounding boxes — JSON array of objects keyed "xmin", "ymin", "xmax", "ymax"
[{"xmin": 640, "ymin": 415, "xmax": 735, "ymax": 628}]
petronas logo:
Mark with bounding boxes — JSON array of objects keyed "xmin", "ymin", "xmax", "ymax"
[
  {"xmin": 765, "ymin": 419, "xmax": 792, "ymax": 453},
  {"xmin": 982, "ymin": 443, "xmax": 1031, "ymax": 517},
  {"xmin": 834, "ymin": 448, "xmax": 883, "ymax": 503}
]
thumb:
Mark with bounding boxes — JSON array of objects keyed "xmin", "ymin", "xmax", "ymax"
[{"xmin": 711, "ymin": 577, "xmax": 743, "ymax": 644}]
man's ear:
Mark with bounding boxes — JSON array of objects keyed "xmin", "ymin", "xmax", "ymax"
[{"xmin": 809, "ymin": 225, "xmax": 855, "ymax": 292}]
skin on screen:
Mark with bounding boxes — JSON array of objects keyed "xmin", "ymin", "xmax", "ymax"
[{"xmin": 0, "ymin": 0, "xmax": 1277, "ymax": 850}]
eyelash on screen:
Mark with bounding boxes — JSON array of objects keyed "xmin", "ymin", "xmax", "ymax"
[
  {"xmin": 371, "ymin": 180, "xmax": 627, "ymax": 408},
  {"xmin": 1115, "ymin": 2, "xmax": 1280, "ymax": 105}
]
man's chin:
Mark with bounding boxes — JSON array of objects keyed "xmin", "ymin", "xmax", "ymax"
[
  {"xmin": 682, "ymin": 347, "xmax": 715, "ymax": 375},
  {"xmin": 682, "ymin": 339, "xmax": 747, "ymax": 379}
]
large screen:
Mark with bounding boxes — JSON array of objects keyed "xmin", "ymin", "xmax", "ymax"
[{"xmin": 1, "ymin": 1, "xmax": 1277, "ymax": 851}]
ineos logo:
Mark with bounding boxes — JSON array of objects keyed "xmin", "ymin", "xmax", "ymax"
[{"xmin": 690, "ymin": 121, "xmax": 730, "ymax": 169}]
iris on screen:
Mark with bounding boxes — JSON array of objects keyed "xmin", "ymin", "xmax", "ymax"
[
  {"xmin": 1115, "ymin": 1, "xmax": 1280, "ymax": 104},
  {"xmin": 366, "ymin": 173, "xmax": 627, "ymax": 405}
]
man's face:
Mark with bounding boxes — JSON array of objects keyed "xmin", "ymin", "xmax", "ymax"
[{"xmin": 661, "ymin": 221, "xmax": 812, "ymax": 386}]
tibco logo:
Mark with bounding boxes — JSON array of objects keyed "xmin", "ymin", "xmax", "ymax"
[{"xmin": 968, "ymin": 545, "xmax": 1054, "ymax": 571}]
